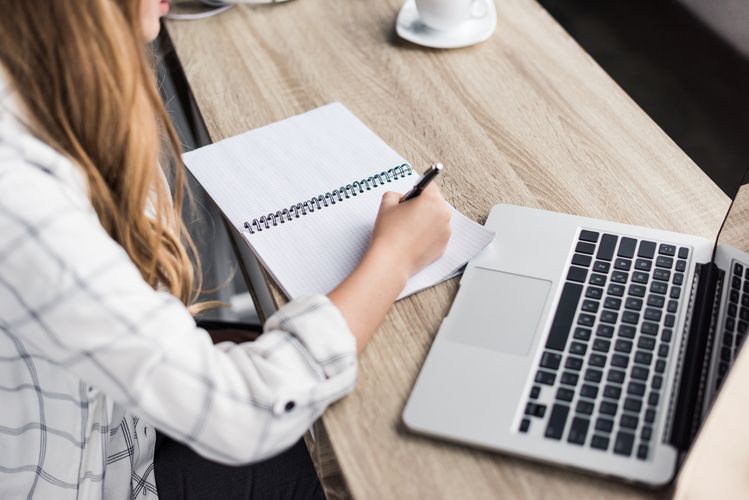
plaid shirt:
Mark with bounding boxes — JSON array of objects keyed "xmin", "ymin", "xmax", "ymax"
[{"xmin": 0, "ymin": 77, "xmax": 357, "ymax": 499}]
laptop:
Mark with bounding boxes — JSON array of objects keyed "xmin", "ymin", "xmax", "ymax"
[{"xmin": 403, "ymin": 172, "xmax": 749, "ymax": 487}]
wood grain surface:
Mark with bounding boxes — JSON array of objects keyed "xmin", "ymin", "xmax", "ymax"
[{"xmin": 166, "ymin": 0, "xmax": 730, "ymax": 497}]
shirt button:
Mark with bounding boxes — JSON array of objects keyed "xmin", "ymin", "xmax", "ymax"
[{"xmin": 284, "ymin": 401, "xmax": 295, "ymax": 412}]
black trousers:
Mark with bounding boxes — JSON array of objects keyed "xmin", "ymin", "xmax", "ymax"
[
  {"xmin": 153, "ymin": 431, "xmax": 325, "ymax": 500},
  {"xmin": 152, "ymin": 320, "xmax": 326, "ymax": 499}
]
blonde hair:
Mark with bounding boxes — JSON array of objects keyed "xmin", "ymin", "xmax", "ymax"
[{"xmin": 0, "ymin": 0, "xmax": 205, "ymax": 310}]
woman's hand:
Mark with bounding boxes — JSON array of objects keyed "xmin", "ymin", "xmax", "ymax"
[
  {"xmin": 327, "ymin": 184, "xmax": 452, "ymax": 352},
  {"xmin": 370, "ymin": 184, "xmax": 452, "ymax": 279}
]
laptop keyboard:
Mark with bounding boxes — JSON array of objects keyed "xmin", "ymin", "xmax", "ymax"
[
  {"xmin": 519, "ymin": 229, "xmax": 691, "ymax": 461},
  {"xmin": 716, "ymin": 261, "xmax": 749, "ymax": 387}
]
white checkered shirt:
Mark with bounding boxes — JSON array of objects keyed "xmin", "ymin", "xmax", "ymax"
[{"xmin": 0, "ymin": 76, "xmax": 357, "ymax": 499}]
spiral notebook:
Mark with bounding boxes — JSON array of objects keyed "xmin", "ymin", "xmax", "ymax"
[{"xmin": 183, "ymin": 103, "xmax": 494, "ymax": 299}]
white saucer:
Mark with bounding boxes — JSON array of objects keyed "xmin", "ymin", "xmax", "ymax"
[{"xmin": 395, "ymin": 0, "xmax": 497, "ymax": 49}]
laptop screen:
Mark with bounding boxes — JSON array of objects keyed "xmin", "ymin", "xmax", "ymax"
[{"xmin": 715, "ymin": 171, "xmax": 749, "ymax": 255}]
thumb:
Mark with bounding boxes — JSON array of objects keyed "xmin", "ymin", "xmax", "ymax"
[{"xmin": 380, "ymin": 191, "xmax": 402, "ymax": 209}]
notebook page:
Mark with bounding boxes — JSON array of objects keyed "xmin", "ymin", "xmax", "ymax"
[{"xmin": 184, "ymin": 103, "xmax": 494, "ymax": 299}]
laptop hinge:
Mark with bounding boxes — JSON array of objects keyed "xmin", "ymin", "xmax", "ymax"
[{"xmin": 668, "ymin": 262, "xmax": 723, "ymax": 451}]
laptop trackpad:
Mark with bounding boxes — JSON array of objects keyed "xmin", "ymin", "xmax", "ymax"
[{"xmin": 446, "ymin": 268, "xmax": 551, "ymax": 355}]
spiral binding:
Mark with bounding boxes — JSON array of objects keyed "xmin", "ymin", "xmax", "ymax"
[{"xmin": 243, "ymin": 163, "xmax": 413, "ymax": 234}]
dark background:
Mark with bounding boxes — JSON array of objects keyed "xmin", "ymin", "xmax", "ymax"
[{"xmin": 539, "ymin": 0, "xmax": 749, "ymax": 195}]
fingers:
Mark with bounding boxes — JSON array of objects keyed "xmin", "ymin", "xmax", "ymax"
[{"xmin": 380, "ymin": 191, "xmax": 402, "ymax": 208}]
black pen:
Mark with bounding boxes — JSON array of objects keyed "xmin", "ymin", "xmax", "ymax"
[{"xmin": 400, "ymin": 163, "xmax": 443, "ymax": 203}]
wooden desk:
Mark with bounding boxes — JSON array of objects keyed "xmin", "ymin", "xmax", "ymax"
[{"xmin": 166, "ymin": 0, "xmax": 730, "ymax": 497}]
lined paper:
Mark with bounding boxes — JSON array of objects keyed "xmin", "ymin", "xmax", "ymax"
[{"xmin": 184, "ymin": 103, "xmax": 494, "ymax": 299}]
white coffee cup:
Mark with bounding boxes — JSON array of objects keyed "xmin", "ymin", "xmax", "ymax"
[{"xmin": 414, "ymin": 0, "xmax": 490, "ymax": 31}]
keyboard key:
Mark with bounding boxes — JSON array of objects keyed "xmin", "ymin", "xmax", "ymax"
[
  {"xmin": 614, "ymin": 431, "xmax": 635, "ymax": 456},
  {"xmin": 596, "ymin": 324, "xmax": 615, "ymax": 338},
  {"xmin": 595, "ymin": 417, "xmax": 614, "ymax": 433},
  {"xmin": 632, "ymin": 271, "xmax": 649, "ymax": 284},
  {"xmin": 600, "ymin": 311, "xmax": 618, "ymax": 324},
  {"xmin": 658, "ymin": 344, "xmax": 670, "ymax": 358},
  {"xmin": 667, "ymin": 300, "xmax": 679, "ymax": 313},
  {"xmin": 675, "ymin": 260, "xmax": 687, "ymax": 272},
  {"xmin": 678, "ymin": 247, "xmax": 689, "ymax": 259},
  {"xmin": 540, "ymin": 351, "xmax": 562, "ymax": 370},
  {"xmin": 567, "ymin": 266, "xmax": 588, "ymax": 283},
  {"xmin": 638, "ymin": 241, "xmax": 656, "ymax": 259},
  {"xmin": 618, "ymin": 237, "xmax": 637, "ymax": 258},
  {"xmin": 572, "ymin": 253, "xmax": 592, "ymax": 267},
  {"xmin": 656, "ymin": 256, "xmax": 674, "ymax": 269},
  {"xmin": 634, "ymin": 350, "xmax": 653, "ymax": 365},
  {"xmin": 591, "ymin": 434, "xmax": 610, "ymax": 450},
  {"xmin": 641, "ymin": 426, "xmax": 652, "ymax": 442},
  {"xmin": 622, "ymin": 311, "xmax": 640, "ymax": 324},
  {"xmin": 567, "ymin": 417, "xmax": 589, "ymax": 445},
  {"xmin": 580, "ymin": 384, "xmax": 599, "ymax": 399},
  {"xmin": 638, "ymin": 337, "xmax": 656, "ymax": 350},
  {"xmin": 614, "ymin": 258, "xmax": 632, "ymax": 271},
  {"xmin": 611, "ymin": 354, "xmax": 629, "ymax": 369},
  {"xmin": 584, "ymin": 368, "xmax": 603, "ymax": 383},
  {"xmin": 526, "ymin": 402, "xmax": 547, "ymax": 417},
  {"xmin": 629, "ymin": 284, "xmax": 646, "ymax": 297},
  {"xmin": 579, "ymin": 230, "xmax": 599, "ymax": 243},
  {"xmin": 530, "ymin": 386, "xmax": 541, "ymax": 399},
  {"xmin": 733, "ymin": 276, "xmax": 742, "ymax": 290},
  {"xmin": 620, "ymin": 414, "xmax": 639, "ymax": 429},
  {"xmin": 655, "ymin": 359, "xmax": 666, "ymax": 373},
  {"xmin": 591, "ymin": 261, "xmax": 610, "ymax": 274},
  {"xmin": 608, "ymin": 284, "xmax": 626, "ymax": 297},
  {"xmin": 576, "ymin": 242, "xmax": 596, "ymax": 255},
  {"xmin": 650, "ymin": 281, "xmax": 668, "ymax": 295},
  {"xmin": 599, "ymin": 401, "xmax": 618, "ymax": 416},
  {"xmin": 560, "ymin": 371, "xmax": 579, "ymax": 386},
  {"xmin": 637, "ymin": 444, "xmax": 649, "ymax": 460},
  {"xmin": 673, "ymin": 273, "xmax": 684, "ymax": 285},
  {"xmin": 589, "ymin": 273, "xmax": 606, "ymax": 286},
  {"xmin": 603, "ymin": 384, "xmax": 622, "ymax": 399},
  {"xmin": 624, "ymin": 397, "xmax": 642, "ymax": 413},
  {"xmin": 611, "ymin": 271, "xmax": 629, "ymax": 283},
  {"xmin": 670, "ymin": 287, "xmax": 681, "ymax": 299},
  {"xmin": 634, "ymin": 259, "xmax": 652, "ymax": 271},
  {"xmin": 520, "ymin": 418, "xmax": 530, "ymax": 432},
  {"xmin": 545, "ymin": 404, "xmax": 570, "ymax": 440},
  {"xmin": 652, "ymin": 375, "xmax": 663, "ymax": 390},
  {"xmin": 586, "ymin": 286, "xmax": 604, "ymax": 299},
  {"xmin": 545, "ymin": 282, "xmax": 583, "ymax": 351},
  {"xmin": 628, "ymin": 381, "xmax": 646, "ymax": 396},
  {"xmin": 589, "ymin": 353, "xmax": 607, "ymax": 367},
  {"xmin": 648, "ymin": 391, "xmax": 660, "ymax": 406},
  {"xmin": 625, "ymin": 297, "xmax": 643, "ymax": 310},
  {"xmin": 556, "ymin": 387, "xmax": 574, "ymax": 402},
  {"xmin": 659, "ymin": 244, "xmax": 676, "ymax": 256},
  {"xmin": 631, "ymin": 366, "xmax": 649, "ymax": 381},
  {"xmin": 607, "ymin": 368, "xmax": 626, "ymax": 383},
  {"xmin": 536, "ymin": 370, "xmax": 556, "ymax": 385},
  {"xmin": 641, "ymin": 322, "xmax": 659, "ymax": 336},
  {"xmin": 614, "ymin": 339, "xmax": 633, "ymax": 353},
  {"xmin": 644, "ymin": 308, "xmax": 662, "ymax": 322},
  {"xmin": 576, "ymin": 400, "xmax": 594, "ymax": 415},
  {"xmin": 570, "ymin": 342, "xmax": 587, "ymax": 356},
  {"xmin": 662, "ymin": 329, "xmax": 672, "ymax": 342},
  {"xmin": 565, "ymin": 356, "xmax": 584, "ymax": 371},
  {"xmin": 582, "ymin": 299, "xmax": 599, "ymax": 313},
  {"xmin": 603, "ymin": 297, "xmax": 622, "ymax": 310},
  {"xmin": 645, "ymin": 408, "xmax": 656, "ymax": 423},
  {"xmin": 647, "ymin": 294, "xmax": 665, "ymax": 308},
  {"xmin": 619, "ymin": 325, "xmax": 636, "ymax": 338},
  {"xmin": 596, "ymin": 234, "xmax": 618, "ymax": 261},
  {"xmin": 653, "ymin": 269, "xmax": 670, "ymax": 281}
]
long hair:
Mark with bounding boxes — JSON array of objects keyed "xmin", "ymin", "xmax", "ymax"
[{"xmin": 0, "ymin": 0, "xmax": 206, "ymax": 310}]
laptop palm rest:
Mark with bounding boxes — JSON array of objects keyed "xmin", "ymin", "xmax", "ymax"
[{"xmin": 445, "ymin": 267, "xmax": 551, "ymax": 355}]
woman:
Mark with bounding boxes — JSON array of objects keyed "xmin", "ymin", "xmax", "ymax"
[{"xmin": 0, "ymin": 1, "xmax": 451, "ymax": 499}]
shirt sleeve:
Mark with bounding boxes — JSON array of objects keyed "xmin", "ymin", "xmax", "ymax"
[{"xmin": 0, "ymin": 156, "xmax": 357, "ymax": 465}]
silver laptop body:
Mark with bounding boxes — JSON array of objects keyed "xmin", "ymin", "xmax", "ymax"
[{"xmin": 404, "ymin": 199, "xmax": 749, "ymax": 487}]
